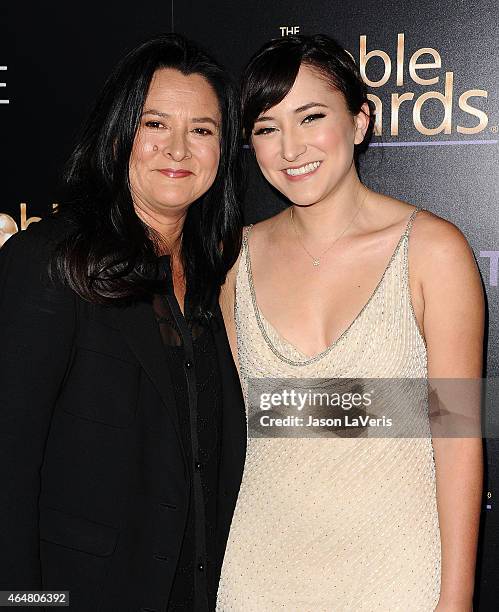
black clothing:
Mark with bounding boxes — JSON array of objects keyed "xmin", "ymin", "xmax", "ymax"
[
  {"xmin": 153, "ymin": 258, "xmax": 223, "ymax": 611},
  {"xmin": 0, "ymin": 219, "xmax": 246, "ymax": 612}
]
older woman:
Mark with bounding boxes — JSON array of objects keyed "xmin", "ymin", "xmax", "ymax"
[{"xmin": 0, "ymin": 34, "xmax": 245, "ymax": 611}]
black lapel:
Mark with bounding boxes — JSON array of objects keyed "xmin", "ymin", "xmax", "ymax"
[{"xmin": 113, "ymin": 300, "xmax": 188, "ymax": 471}]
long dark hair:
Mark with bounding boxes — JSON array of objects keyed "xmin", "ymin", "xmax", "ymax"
[
  {"xmin": 51, "ymin": 33, "xmax": 242, "ymax": 319},
  {"xmin": 241, "ymin": 34, "xmax": 375, "ymax": 158}
]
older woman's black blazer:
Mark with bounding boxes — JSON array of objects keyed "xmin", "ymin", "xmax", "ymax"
[{"xmin": 0, "ymin": 218, "xmax": 246, "ymax": 612}]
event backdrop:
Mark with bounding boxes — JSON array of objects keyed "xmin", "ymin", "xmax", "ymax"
[{"xmin": 1, "ymin": 0, "xmax": 497, "ymax": 608}]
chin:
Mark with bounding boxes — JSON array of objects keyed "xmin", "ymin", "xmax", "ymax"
[
  {"xmin": 277, "ymin": 187, "xmax": 326, "ymax": 208},
  {"xmin": 155, "ymin": 190, "xmax": 192, "ymax": 207}
]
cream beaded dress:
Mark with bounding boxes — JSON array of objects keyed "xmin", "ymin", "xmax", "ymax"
[{"xmin": 216, "ymin": 208, "xmax": 441, "ymax": 611}]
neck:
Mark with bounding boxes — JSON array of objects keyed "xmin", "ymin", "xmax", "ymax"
[
  {"xmin": 291, "ymin": 166, "xmax": 368, "ymax": 241},
  {"xmin": 134, "ymin": 202, "xmax": 186, "ymax": 258}
]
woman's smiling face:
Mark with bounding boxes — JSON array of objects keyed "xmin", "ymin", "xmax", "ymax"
[
  {"xmin": 250, "ymin": 64, "xmax": 368, "ymax": 207},
  {"xmin": 129, "ymin": 68, "xmax": 221, "ymax": 218}
]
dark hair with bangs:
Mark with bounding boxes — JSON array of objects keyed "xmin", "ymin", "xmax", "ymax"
[
  {"xmin": 241, "ymin": 34, "xmax": 374, "ymax": 158},
  {"xmin": 51, "ymin": 33, "xmax": 242, "ymax": 321}
]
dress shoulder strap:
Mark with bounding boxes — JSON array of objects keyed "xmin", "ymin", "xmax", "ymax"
[
  {"xmin": 403, "ymin": 207, "xmax": 422, "ymax": 240},
  {"xmin": 236, "ymin": 225, "xmax": 255, "ymax": 288},
  {"xmin": 241, "ymin": 224, "xmax": 254, "ymax": 256},
  {"xmin": 242, "ymin": 224, "xmax": 254, "ymax": 245}
]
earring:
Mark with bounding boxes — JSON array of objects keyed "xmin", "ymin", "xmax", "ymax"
[{"xmin": 153, "ymin": 144, "xmax": 159, "ymax": 152}]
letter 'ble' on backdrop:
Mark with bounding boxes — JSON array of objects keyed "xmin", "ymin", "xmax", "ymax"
[{"xmin": 1, "ymin": 0, "xmax": 498, "ymax": 607}]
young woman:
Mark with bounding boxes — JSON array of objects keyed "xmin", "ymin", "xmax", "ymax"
[{"xmin": 218, "ymin": 35, "xmax": 483, "ymax": 611}]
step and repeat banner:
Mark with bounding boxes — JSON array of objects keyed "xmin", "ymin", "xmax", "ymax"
[
  {"xmin": 1, "ymin": 0, "xmax": 498, "ymax": 608},
  {"xmin": 176, "ymin": 3, "xmax": 498, "ymax": 606}
]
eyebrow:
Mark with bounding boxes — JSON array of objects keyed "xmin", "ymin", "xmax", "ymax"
[
  {"xmin": 142, "ymin": 109, "xmax": 219, "ymax": 127},
  {"xmin": 254, "ymin": 102, "xmax": 329, "ymax": 123}
]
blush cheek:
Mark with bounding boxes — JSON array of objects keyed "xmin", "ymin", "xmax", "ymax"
[
  {"xmin": 129, "ymin": 146, "xmax": 149, "ymax": 185},
  {"xmin": 321, "ymin": 128, "xmax": 353, "ymax": 169},
  {"xmin": 140, "ymin": 135, "xmax": 161, "ymax": 158},
  {"xmin": 253, "ymin": 144, "xmax": 278, "ymax": 184},
  {"xmin": 252, "ymin": 147, "xmax": 278, "ymax": 188},
  {"xmin": 142, "ymin": 142, "xmax": 156, "ymax": 154},
  {"xmin": 314, "ymin": 127, "xmax": 338, "ymax": 150}
]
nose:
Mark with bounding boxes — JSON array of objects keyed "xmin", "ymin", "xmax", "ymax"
[
  {"xmin": 280, "ymin": 128, "xmax": 306, "ymax": 162},
  {"xmin": 163, "ymin": 129, "xmax": 191, "ymax": 162}
]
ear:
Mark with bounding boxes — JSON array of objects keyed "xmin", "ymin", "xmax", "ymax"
[{"xmin": 353, "ymin": 102, "xmax": 371, "ymax": 145}]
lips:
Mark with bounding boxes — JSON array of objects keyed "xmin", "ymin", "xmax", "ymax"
[{"xmin": 158, "ymin": 168, "xmax": 193, "ymax": 178}]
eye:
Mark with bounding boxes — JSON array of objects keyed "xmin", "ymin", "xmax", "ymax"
[
  {"xmin": 302, "ymin": 113, "xmax": 326, "ymax": 124},
  {"xmin": 144, "ymin": 120, "xmax": 165, "ymax": 129},
  {"xmin": 253, "ymin": 126, "xmax": 277, "ymax": 136},
  {"xmin": 192, "ymin": 127, "xmax": 214, "ymax": 136}
]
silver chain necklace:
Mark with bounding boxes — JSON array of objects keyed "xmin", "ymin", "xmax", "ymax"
[{"xmin": 290, "ymin": 198, "xmax": 365, "ymax": 268}]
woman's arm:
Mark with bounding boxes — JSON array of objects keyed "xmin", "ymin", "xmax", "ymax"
[
  {"xmin": 0, "ymin": 221, "xmax": 76, "ymax": 588},
  {"xmin": 220, "ymin": 249, "xmax": 242, "ymax": 372},
  {"xmin": 413, "ymin": 214, "xmax": 484, "ymax": 611}
]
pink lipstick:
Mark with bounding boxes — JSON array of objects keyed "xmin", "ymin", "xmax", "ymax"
[{"xmin": 158, "ymin": 168, "xmax": 193, "ymax": 178}]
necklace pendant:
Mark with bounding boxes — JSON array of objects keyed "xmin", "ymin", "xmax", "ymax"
[{"xmin": 312, "ymin": 259, "xmax": 320, "ymax": 267}]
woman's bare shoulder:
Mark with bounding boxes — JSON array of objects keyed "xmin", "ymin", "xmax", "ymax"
[
  {"xmin": 245, "ymin": 209, "xmax": 289, "ymax": 249},
  {"xmin": 408, "ymin": 208, "xmax": 480, "ymax": 293},
  {"xmin": 369, "ymin": 193, "xmax": 471, "ymax": 252},
  {"xmin": 411, "ymin": 208, "xmax": 474, "ymax": 260},
  {"xmin": 361, "ymin": 192, "xmax": 417, "ymax": 236},
  {"xmin": 365, "ymin": 193, "xmax": 477, "ymax": 282}
]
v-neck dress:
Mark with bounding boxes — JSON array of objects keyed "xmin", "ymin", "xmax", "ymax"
[{"xmin": 216, "ymin": 208, "xmax": 441, "ymax": 611}]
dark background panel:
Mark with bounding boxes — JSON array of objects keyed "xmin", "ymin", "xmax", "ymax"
[
  {"xmin": 1, "ymin": 2, "xmax": 174, "ymax": 218},
  {"xmin": 175, "ymin": 1, "xmax": 498, "ymax": 609}
]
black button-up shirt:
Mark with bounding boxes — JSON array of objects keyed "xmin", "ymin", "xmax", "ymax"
[{"xmin": 153, "ymin": 257, "xmax": 222, "ymax": 611}]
